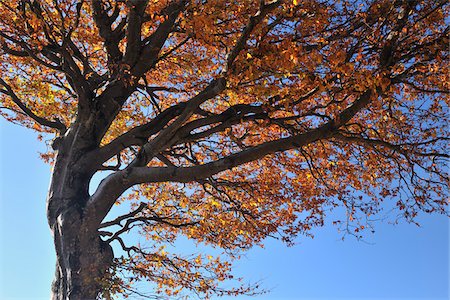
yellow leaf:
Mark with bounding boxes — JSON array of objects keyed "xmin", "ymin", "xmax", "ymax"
[{"xmin": 211, "ymin": 200, "xmax": 221, "ymax": 208}]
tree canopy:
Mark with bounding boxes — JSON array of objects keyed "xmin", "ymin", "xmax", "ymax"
[{"xmin": 0, "ymin": 0, "xmax": 448, "ymax": 299}]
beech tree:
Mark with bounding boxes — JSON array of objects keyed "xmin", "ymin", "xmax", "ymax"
[{"xmin": 0, "ymin": 0, "xmax": 448, "ymax": 299}]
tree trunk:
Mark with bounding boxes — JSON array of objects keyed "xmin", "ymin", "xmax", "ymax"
[
  {"xmin": 46, "ymin": 125, "xmax": 114, "ymax": 299},
  {"xmin": 49, "ymin": 208, "xmax": 114, "ymax": 300}
]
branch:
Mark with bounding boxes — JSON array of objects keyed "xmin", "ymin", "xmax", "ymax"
[
  {"xmin": 128, "ymin": 124, "xmax": 333, "ymax": 184},
  {"xmin": 131, "ymin": 0, "xmax": 187, "ymax": 77},
  {"xmin": 333, "ymin": 133, "xmax": 450, "ymax": 159},
  {"xmin": 85, "ymin": 90, "xmax": 372, "ymax": 228},
  {"xmin": 103, "ymin": 210, "xmax": 199, "ymax": 243},
  {"xmin": 98, "ymin": 153, "xmax": 123, "ymax": 171},
  {"xmin": 123, "ymin": 0, "xmax": 149, "ymax": 66},
  {"xmin": 127, "ymin": 77, "xmax": 227, "ymax": 167},
  {"xmin": 396, "ymin": 80, "xmax": 449, "ymax": 94},
  {"xmin": 89, "ymin": 0, "xmax": 279, "ymax": 169},
  {"xmin": 168, "ymin": 104, "xmax": 266, "ymax": 144},
  {"xmin": 100, "ymin": 202, "xmax": 147, "ymax": 228},
  {"xmin": 0, "ymin": 32, "xmax": 62, "ymax": 70},
  {"xmin": 1, "ymin": 29, "xmax": 93, "ymax": 108},
  {"xmin": 224, "ymin": 0, "xmax": 283, "ymax": 73},
  {"xmin": 155, "ymin": 35, "xmax": 191, "ymax": 64},
  {"xmin": 0, "ymin": 78, "xmax": 66, "ymax": 132},
  {"xmin": 92, "ymin": 0, "xmax": 126, "ymax": 64},
  {"xmin": 80, "ymin": 102, "xmax": 187, "ymax": 171}
]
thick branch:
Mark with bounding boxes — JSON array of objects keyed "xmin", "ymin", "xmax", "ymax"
[
  {"xmin": 128, "ymin": 127, "xmax": 332, "ymax": 183},
  {"xmin": 85, "ymin": 90, "xmax": 372, "ymax": 227},
  {"xmin": 123, "ymin": 0, "xmax": 149, "ymax": 66},
  {"xmin": 127, "ymin": 77, "xmax": 226, "ymax": 167},
  {"xmin": 80, "ymin": 102, "xmax": 187, "ymax": 171},
  {"xmin": 168, "ymin": 104, "xmax": 266, "ymax": 145},
  {"xmin": 92, "ymin": 1, "xmax": 125, "ymax": 64},
  {"xmin": 131, "ymin": 0, "xmax": 187, "ymax": 77}
]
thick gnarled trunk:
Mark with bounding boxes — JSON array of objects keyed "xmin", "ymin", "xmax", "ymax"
[
  {"xmin": 50, "ymin": 221, "xmax": 113, "ymax": 299},
  {"xmin": 46, "ymin": 125, "xmax": 113, "ymax": 299}
]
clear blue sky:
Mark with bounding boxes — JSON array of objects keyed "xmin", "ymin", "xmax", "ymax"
[{"xmin": 0, "ymin": 118, "xmax": 448, "ymax": 300}]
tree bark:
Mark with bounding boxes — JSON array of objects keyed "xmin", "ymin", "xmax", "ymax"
[
  {"xmin": 50, "ymin": 219, "xmax": 113, "ymax": 300},
  {"xmin": 46, "ymin": 123, "xmax": 114, "ymax": 300}
]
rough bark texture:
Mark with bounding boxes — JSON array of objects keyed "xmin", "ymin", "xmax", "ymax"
[{"xmin": 47, "ymin": 123, "xmax": 113, "ymax": 299}]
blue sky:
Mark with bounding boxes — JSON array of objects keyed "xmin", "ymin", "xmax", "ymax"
[{"xmin": 0, "ymin": 118, "xmax": 448, "ymax": 300}]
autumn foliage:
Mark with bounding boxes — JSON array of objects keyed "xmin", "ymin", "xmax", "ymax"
[{"xmin": 0, "ymin": 0, "xmax": 448, "ymax": 299}]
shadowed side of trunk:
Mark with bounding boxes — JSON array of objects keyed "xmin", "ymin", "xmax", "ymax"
[{"xmin": 46, "ymin": 124, "xmax": 114, "ymax": 299}]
